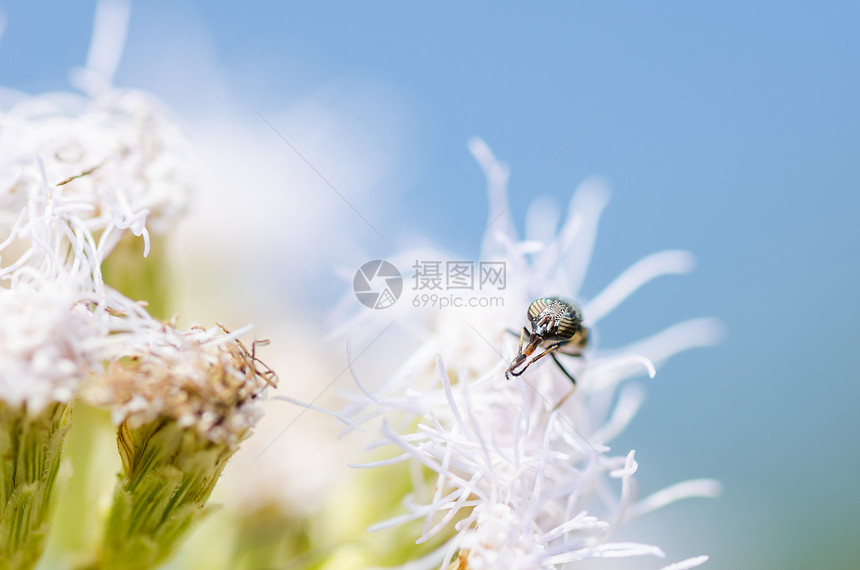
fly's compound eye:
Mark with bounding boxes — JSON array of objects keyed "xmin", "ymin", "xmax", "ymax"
[{"xmin": 526, "ymin": 297, "xmax": 583, "ymax": 341}]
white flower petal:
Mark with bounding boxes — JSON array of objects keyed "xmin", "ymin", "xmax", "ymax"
[
  {"xmin": 659, "ymin": 554, "xmax": 710, "ymax": 570},
  {"xmin": 585, "ymin": 250, "xmax": 697, "ymax": 324},
  {"xmin": 630, "ymin": 479, "xmax": 723, "ymax": 520}
]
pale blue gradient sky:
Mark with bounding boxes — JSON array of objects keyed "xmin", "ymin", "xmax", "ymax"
[{"xmin": 2, "ymin": 2, "xmax": 858, "ymax": 568}]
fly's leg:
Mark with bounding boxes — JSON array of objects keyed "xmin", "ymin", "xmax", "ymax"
[
  {"xmin": 505, "ymin": 327, "xmax": 530, "ymax": 379},
  {"xmin": 551, "ymin": 351, "xmax": 587, "ymax": 409},
  {"xmin": 550, "ymin": 352, "xmax": 577, "ymax": 386},
  {"xmin": 508, "ymin": 340, "xmax": 565, "ymax": 378}
]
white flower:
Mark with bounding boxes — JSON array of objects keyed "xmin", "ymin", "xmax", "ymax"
[
  {"xmin": 0, "ymin": 0, "xmax": 199, "ymax": 418},
  {"xmin": 339, "ymin": 138, "xmax": 722, "ymax": 569},
  {"xmin": 0, "ymin": 0, "xmax": 190, "ymax": 269},
  {"xmin": 0, "ymin": 281, "xmax": 106, "ymax": 413},
  {"xmin": 0, "ymin": 2, "xmax": 191, "ymax": 301},
  {"xmin": 0, "ymin": 87, "xmax": 192, "ymax": 260}
]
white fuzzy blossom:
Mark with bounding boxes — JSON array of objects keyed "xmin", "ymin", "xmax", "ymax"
[
  {"xmin": 0, "ymin": 282, "xmax": 106, "ymax": 413},
  {"xmin": 0, "ymin": 8, "xmax": 282, "ymax": 568},
  {"xmin": 0, "ymin": 0, "xmax": 195, "ymax": 416},
  {"xmin": 339, "ymin": 139, "xmax": 721, "ymax": 569},
  {"xmin": 0, "ymin": 143, "xmax": 115, "ymax": 414},
  {"xmin": 0, "ymin": 1, "xmax": 191, "ymax": 266},
  {"xmin": 0, "ymin": 87, "xmax": 193, "ymax": 260}
]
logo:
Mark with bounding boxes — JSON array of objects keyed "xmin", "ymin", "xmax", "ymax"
[{"xmin": 353, "ymin": 260, "xmax": 403, "ymax": 309}]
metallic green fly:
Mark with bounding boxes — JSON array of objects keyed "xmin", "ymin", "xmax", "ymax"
[{"xmin": 505, "ymin": 297, "xmax": 590, "ymax": 385}]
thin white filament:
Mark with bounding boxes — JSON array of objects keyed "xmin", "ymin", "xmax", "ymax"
[{"xmin": 585, "ymin": 250, "xmax": 696, "ymax": 324}]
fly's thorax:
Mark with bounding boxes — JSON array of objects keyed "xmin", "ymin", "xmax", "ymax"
[{"xmin": 564, "ymin": 326, "xmax": 590, "ymax": 354}]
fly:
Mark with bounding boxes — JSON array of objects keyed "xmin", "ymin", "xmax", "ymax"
[{"xmin": 505, "ymin": 296, "xmax": 589, "ymax": 386}]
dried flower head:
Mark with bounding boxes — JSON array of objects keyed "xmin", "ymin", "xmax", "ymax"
[
  {"xmin": 89, "ymin": 321, "xmax": 277, "ymax": 569},
  {"xmin": 88, "ymin": 323, "xmax": 276, "ymax": 445}
]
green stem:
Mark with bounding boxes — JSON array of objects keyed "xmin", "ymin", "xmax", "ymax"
[
  {"xmin": 100, "ymin": 234, "xmax": 171, "ymax": 320},
  {"xmin": 96, "ymin": 420, "xmax": 238, "ymax": 570},
  {"xmin": 0, "ymin": 401, "xmax": 72, "ymax": 570}
]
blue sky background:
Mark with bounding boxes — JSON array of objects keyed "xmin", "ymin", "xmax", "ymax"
[{"xmin": 2, "ymin": 2, "xmax": 859, "ymax": 568}]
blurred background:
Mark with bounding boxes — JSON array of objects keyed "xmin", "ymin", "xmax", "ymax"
[{"xmin": 2, "ymin": 1, "xmax": 858, "ymax": 568}]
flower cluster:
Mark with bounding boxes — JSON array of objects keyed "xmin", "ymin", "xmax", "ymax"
[
  {"xmin": 0, "ymin": 282, "xmax": 105, "ymax": 412},
  {"xmin": 0, "ymin": 77, "xmax": 197, "ymax": 411},
  {"xmin": 0, "ymin": 82, "xmax": 191, "ymax": 258},
  {"xmin": 339, "ymin": 139, "xmax": 721, "ymax": 569},
  {"xmin": 0, "ymin": 10, "xmax": 274, "ymax": 569}
]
